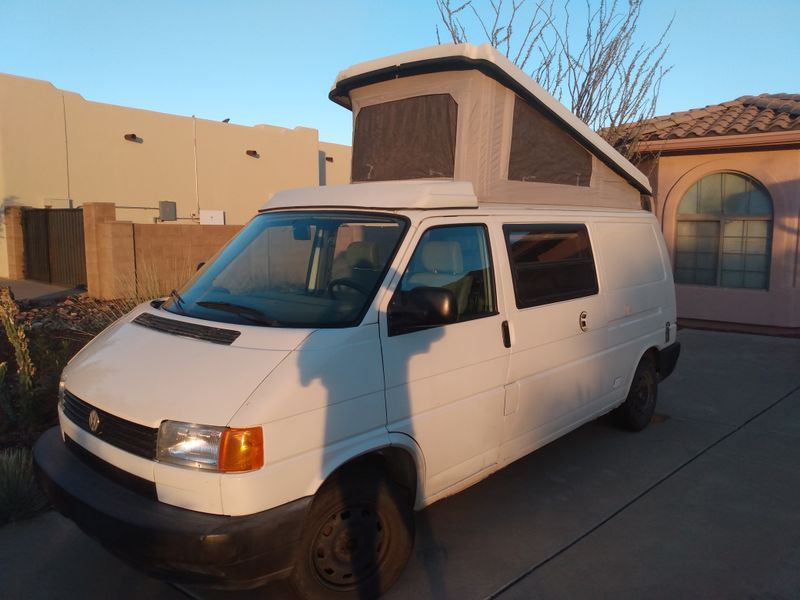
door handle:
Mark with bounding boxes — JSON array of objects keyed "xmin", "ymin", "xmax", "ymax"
[
  {"xmin": 501, "ymin": 320, "xmax": 511, "ymax": 348},
  {"xmin": 579, "ymin": 311, "xmax": 589, "ymax": 332}
]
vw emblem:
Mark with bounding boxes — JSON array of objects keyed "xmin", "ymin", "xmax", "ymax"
[{"xmin": 88, "ymin": 409, "xmax": 101, "ymax": 433}]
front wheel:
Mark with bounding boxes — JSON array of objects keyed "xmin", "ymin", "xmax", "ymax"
[
  {"xmin": 291, "ymin": 469, "xmax": 414, "ymax": 599},
  {"xmin": 614, "ymin": 355, "xmax": 658, "ymax": 431}
]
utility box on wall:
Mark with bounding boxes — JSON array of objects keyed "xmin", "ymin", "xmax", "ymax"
[
  {"xmin": 159, "ymin": 201, "xmax": 177, "ymax": 222},
  {"xmin": 200, "ymin": 210, "xmax": 225, "ymax": 225}
]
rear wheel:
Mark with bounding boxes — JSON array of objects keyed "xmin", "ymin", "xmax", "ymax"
[
  {"xmin": 291, "ymin": 469, "xmax": 414, "ymax": 599},
  {"xmin": 614, "ymin": 355, "xmax": 658, "ymax": 431}
]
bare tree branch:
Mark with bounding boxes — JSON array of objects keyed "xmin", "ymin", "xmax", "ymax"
[{"xmin": 434, "ymin": 0, "xmax": 673, "ymax": 158}]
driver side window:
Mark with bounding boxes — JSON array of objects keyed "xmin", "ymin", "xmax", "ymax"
[{"xmin": 396, "ymin": 224, "xmax": 496, "ymax": 321}]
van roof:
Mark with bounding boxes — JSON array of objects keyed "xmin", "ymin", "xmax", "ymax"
[
  {"xmin": 264, "ymin": 180, "xmax": 479, "ymax": 211},
  {"xmin": 329, "ymin": 43, "xmax": 651, "ymax": 196},
  {"xmin": 263, "ymin": 180, "xmax": 652, "ymax": 216}
]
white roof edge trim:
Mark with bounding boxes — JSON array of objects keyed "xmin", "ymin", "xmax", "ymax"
[
  {"xmin": 331, "ymin": 42, "xmax": 651, "ymax": 195},
  {"xmin": 262, "ymin": 180, "xmax": 479, "ymax": 211}
]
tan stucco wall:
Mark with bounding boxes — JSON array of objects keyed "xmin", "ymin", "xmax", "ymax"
[
  {"xmin": 652, "ymin": 148, "xmax": 800, "ymax": 327},
  {"xmin": 0, "ymin": 76, "xmax": 72, "ymax": 275},
  {"xmin": 318, "ymin": 141, "xmax": 352, "ymax": 186},
  {"xmin": 64, "ymin": 91, "xmax": 197, "ymax": 219},
  {"xmin": 0, "ymin": 73, "xmax": 351, "ymax": 277},
  {"xmin": 195, "ymin": 121, "xmax": 319, "ymax": 225}
]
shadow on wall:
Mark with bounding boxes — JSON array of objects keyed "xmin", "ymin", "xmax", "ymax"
[
  {"xmin": 318, "ymin": 151, "xmax": 327, "ymax": 187},
  {"xmin": 0, "ymin": 196, "xmax": 22, "ymax": 241},
  {"xmin": 295, "ymin": 269, "xmax": 448, "ymax": 599}
]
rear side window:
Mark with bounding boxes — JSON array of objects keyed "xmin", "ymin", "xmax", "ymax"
[{"xmin": 504, "ymin": 224, "xmax": 598, "ymax": 308}]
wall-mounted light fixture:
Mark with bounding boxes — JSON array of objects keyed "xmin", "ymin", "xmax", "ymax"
[
  {"xmin": 246, "ymin": 149, "xmax": 260, "ymax": 158},
  {"xmin": 325, "ymin": 156, "xmax": 334, "ymax": 163},
  {"xmin": 124, "ymin": 133, "xmax": 143, "ymax": 143}
]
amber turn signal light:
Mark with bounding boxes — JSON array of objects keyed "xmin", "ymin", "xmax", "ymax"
[{"xmin": 219, "ymin": 427, "xmax": 264, "ymax": 473}]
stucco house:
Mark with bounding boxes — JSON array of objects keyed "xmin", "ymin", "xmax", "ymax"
[{"xmin": 631, "ymin": 94, "xmax": 800, "ymax": 331}]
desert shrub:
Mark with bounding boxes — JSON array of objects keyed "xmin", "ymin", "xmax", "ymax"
[
  {"xmin": 0, "ymin": 289, "xmax": 79, "ymax": 436},
  {"xmin": 0, "ymin": 288, "xmax": 34, "ymax": 394},
  {"xmin": 0, "ymin": 289, "xmax": 36, "ymax": 430},
  {"xmin": 0, "ymin": 447, "xmax": 48, "ymax": 525}
]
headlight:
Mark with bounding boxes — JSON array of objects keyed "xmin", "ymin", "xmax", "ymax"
[{"xmin": 157, "ymin": 421, "xmax": 264, "ymax": 473}]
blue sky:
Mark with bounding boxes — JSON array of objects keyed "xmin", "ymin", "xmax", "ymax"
[{"xmin": 1, "ymin": 1, "xmax": 798, "ymax": 145}]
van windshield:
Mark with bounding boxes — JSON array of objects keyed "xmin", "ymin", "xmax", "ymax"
[{"xmin": 162, "ymin": 211, "xmax": 408, "ymax": 327}]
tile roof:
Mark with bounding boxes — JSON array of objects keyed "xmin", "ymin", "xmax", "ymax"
[{"xmin": 634, "ymin": 94, "xmax": 800, "ymax": 141}]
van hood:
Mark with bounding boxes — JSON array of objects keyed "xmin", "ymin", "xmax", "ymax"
[{"xmin": 62, "ymin": 309, "xmax": 311, "ymax": 428}]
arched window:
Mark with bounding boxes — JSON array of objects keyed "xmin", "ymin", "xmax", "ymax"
[{"xmin": 674, "ymin": 172, "xmax": 772, "ymax": 289}]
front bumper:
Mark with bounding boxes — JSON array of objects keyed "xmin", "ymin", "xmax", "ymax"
[{"xmin": 33, "ymin": 427, "xmax": 312, "ymax": 590}]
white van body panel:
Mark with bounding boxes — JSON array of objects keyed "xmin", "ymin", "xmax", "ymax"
[
  {"xmin": 62, "ymin": 308, "xmax": 311, "ymax": 428},
  {"xmin": 379, "ymin": 215, "xmax": 511, "ymax": 499},
  {"xmin": 592, "ymin": 219, "xmax": 674, "ymax": 398},
  {"xmin": 494, "ymin": 217, "xmax": 611, "ymax": 464},
  {"xmin": 220, "ymin": 425, "xmax": 391, "ymax": 515},
  {"xmin": 224, "ymin": 324, "xmax": 389, "ymax": 514}
]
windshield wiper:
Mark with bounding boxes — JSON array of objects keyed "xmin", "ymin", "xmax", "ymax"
[
  {"xmin": 196, "ymin": 301, "xmax": 281, "ymax": 327},
  {"xmin": 169, "ymin": 289, "xmax": 186, "ymax": 313}
]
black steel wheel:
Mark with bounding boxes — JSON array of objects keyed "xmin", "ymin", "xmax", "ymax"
[
  {"xmin": 614, "ymin": 355, "xmax": 658, "ymax": 431},
  {"xmin": 291, "ymin": 469, "xmax": 414, "ymax": 599}
]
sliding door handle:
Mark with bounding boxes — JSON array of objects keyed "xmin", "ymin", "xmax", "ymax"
[{"xmin": 501, "ymin": 320, "xmax": 511, "ymax": 348}]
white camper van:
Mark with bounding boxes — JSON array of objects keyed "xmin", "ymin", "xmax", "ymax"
[{"xmin": 34, "ymin": 44, "xmax": 679, "ymax": 599}]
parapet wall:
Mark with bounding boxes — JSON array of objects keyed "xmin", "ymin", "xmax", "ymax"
[{"xmin": 84, "ymin": 202, "xmax": 241, "ymax": 299}]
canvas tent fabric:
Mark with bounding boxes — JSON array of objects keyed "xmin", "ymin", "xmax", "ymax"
[
  {"xmin": 330, "ymin": 43, "xmax": 651, "ymax": 210},
  {"xmin": 352, "ymin": 94, "xmax": 458, "ymax": 181},
  {"xmin": 508, "ymin": 98, "xmax": 592, "ymax": 186}
]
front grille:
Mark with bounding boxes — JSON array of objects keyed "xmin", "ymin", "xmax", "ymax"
[
  {"xmin": 65, "ymin": 435, "xmax": 157, "ymax": 500},
  {"xmin": 62, "ymin": 390, "xmax": 158, "ymax": 460},
  {"xmin": 132, "ymin": 312, "xmax": 241, "ymax": 345}
]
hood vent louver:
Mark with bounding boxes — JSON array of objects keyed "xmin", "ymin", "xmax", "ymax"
[{"xmin": 133, "ymin": 313, "xmax": 241, "ymax": 345}]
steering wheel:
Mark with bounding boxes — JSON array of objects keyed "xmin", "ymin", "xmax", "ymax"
[{"xmin": 327, "ymin": 278, "xmax": 370, "ymax": 298}]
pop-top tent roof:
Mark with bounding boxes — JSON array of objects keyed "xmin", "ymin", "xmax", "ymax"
[{"xmin": 330, "ymin": 43, "xmax": 651, "ymax": 201}]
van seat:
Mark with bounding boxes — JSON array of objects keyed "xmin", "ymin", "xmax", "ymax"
[
  {"xmin": 407, "ymin": 241, "xmax": 473, "ymax": 315},
  {"xmin": 344, "ymin": 241, "xmax": 379, "ymax": 270},
  {"xmin": 331, "ymin": 241, "xmax": 381, "ymax": 290}
]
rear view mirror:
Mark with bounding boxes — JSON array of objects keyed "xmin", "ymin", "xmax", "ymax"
[
  {"xmin": 387, "ymin": 287, "xmax": 457, "ymax": 336},
  {"xmin": 292, "ymin": 222, "xmax": 311, "ymax": 241}
]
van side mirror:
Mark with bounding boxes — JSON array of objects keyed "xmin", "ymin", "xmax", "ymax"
[{"xmin": 387, "ymin": 287, "xmax": 457, "ymax": 336}]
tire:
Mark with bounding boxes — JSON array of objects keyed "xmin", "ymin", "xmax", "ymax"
[
  {"xmin": 290, "ymin": 468, "xmax": 414, "ymax": 600},
  {"xmin": 614, "ymin": 355, "xmax": 658, "ymax": 431}
]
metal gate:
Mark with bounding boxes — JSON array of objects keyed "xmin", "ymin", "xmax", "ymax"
[{"xmin": 22, "ymin": 208, "xmax": 87, "ymax": 287}]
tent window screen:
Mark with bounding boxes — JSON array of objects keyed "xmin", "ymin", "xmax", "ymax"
[
  {"xmin": 508, "ymin": 98, "xmax": 592, "ymax": 186},
  {"xmin": 504, "ymin": 224, "xmax": 598, "ymax": 308},
  {"xmin": 352, "ymin": 94, "xmax": 457, "ymax": 182}
]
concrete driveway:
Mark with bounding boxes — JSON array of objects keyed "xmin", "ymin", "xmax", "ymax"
[
  {"xmin": 0, "ymin": 277, "xmax": 81, "ymax": 302},
  {"xmin": 2, "ymin": 329, "xmax": 799, "ymax": 599}
]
